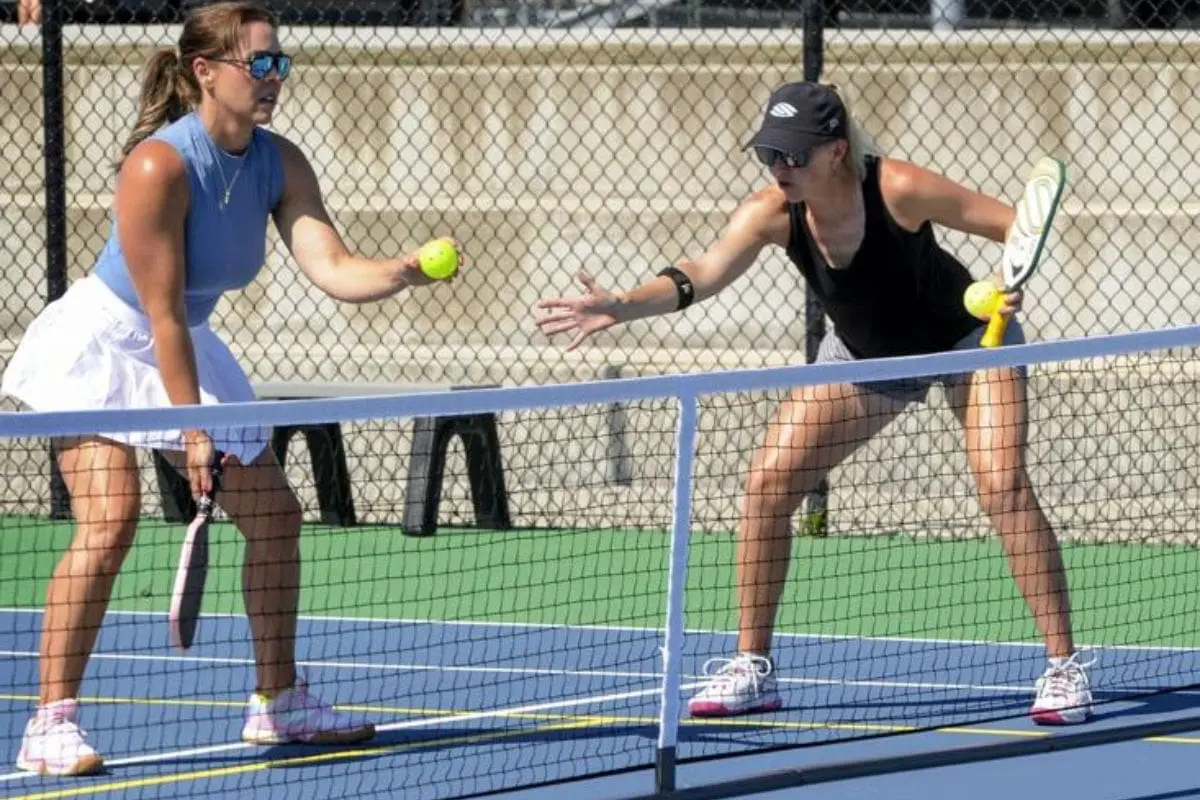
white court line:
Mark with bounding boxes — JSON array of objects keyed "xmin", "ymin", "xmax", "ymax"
[
  {"xmin": 0, "ymin": 649, "xmax": 1183, "ymax": 697},
  {"xmin": 0, "ymin": 650, "xmax": 660, "ymax": 682},
  {"xmin": 4, "ymin": 607, "xmax": 1198, "ymax": 654},
  {"xmin": 0, "ymin": 679, "xmax": 702, "ymax": 783}
]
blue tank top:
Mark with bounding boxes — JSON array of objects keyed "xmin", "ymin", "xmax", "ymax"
[{"xmin": 93, "ymin": 112, "xmax": 285, "ymax": 326}]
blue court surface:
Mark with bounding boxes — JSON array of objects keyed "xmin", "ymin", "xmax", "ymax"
[{"xmin": 1, "ymin": 609, "xmax": 1198, "ymax": 799}]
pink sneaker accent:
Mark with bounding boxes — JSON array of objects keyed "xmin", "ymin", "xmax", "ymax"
[
  {"xmin": 241, "ymin": 680, "xmax": 375, "ymax": 745},
  {"xmin": 688, "ymin": 654, "xmax": 783, "ymax": 718},
  {"xmin": 1030, "ymin": 652, "xmax": 1095, "ymax": 726},
  {"xmin": 16, "ymin": 699, "xmax": 104, "ymax": 777}
]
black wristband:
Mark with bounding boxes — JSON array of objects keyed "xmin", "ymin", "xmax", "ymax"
[{"xmin": 657, "ymin": 266, "xmax": 695, "ymax": 311}]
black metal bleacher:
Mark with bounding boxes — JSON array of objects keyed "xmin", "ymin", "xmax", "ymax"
[{"xmin": 48, "ymin": 382, "xmax": 512, "ymax": 536}]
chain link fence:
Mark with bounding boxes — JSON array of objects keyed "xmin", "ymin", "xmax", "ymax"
[
  {"xmin": 2, "ymin": 0, "xmax": 1198, "ymax": 393},
  {"xmin": 2, "ymin": 0, "xmax": 1199, "ymax": 534}
]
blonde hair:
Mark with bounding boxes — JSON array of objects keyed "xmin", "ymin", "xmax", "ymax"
[
  {"xmin": 845, "ymin": 116, "xmax": 879, "ymax": 182},
  {"xmin": 117, "ymin": 0, "xmax": 279, "ymax": 168},
  {"xmin": 825, "ymin": 85, "xmax": 880, "ymax": 182}
]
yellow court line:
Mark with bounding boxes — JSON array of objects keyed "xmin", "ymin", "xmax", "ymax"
[
  {"xmin": 4, "ymin": 694, "xmax": 1199, "ymax": 800},
  {"xmin": 1146, "ymin": 735, "xmax": 1200, "ymax": 744},
  {"xmin": 6, "ymin": 719, "xmax": 600, "ymax": 800}
]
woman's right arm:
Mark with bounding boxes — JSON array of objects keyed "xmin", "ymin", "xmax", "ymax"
[
  {"xmin": 114, "ymin": 141, "xmax": 215, "ymax": 492},
  {"xmin": 535, "ymin": 187, "xmax": 789, "ymax": 351}
]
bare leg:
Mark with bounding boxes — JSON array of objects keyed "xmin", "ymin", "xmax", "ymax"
[
  {"xmin": 737, "ymin": 383, "xmax": 909, "ymax": 655},
  {"xmin": 41, "ymin": 438, "xmax": 140, "ymax": 705},
  {"xmin": 165, "ymin": 445, "xmax": 372, "ymax": 743},
  {"xmin": 950, "ymin": 367, "xmax": 1074, "ymax": 658},
  {"xmin": 216, "ymin": 448, "xmax": 303, "ymax": 694}
]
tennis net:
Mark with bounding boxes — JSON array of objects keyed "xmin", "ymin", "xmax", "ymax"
[{"xmin": 1, "ymin": 324, "xmax": 1200, "ymax": 798}]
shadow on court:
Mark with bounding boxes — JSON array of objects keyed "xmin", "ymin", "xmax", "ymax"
[
  {"xmin": 1114, "ymin": 789, "xmax": 1200, "ymax": 800},
  {"xmin": 1092, "ymin": 690, "xmax": 1200, "ymax": 723}
]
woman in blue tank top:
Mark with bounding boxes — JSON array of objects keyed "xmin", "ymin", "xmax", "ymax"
[
  {"xmin": 4, "ymin": 1, "xmax": 451, "ymax": 776},
  {"xmin": 535, "ymin": 82, "xmax": 1093, "ymax": 727}
]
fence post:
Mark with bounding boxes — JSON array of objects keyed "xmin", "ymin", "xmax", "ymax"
[
  {"xmin": 801, "ymin": 0, "xmax": 829, "ymax": 537},
  {"xmin": 42, "ymin": 0, "xmax": 71, "ymax": 520}
]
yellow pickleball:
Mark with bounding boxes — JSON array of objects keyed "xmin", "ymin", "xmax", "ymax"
[
  {"xmin": 418, "ymin": 238, "xmax": 459, "ymax": 281},
  {"xmin": 963, "ymin": 280, "xmax": 1002, "ymax": 321}
]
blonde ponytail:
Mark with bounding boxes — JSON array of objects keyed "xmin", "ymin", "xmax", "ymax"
[
  {"xmin": 845, "ymin": 116, "xmax": 880, "ymax": 182},
  {"xmin": 823, "ymin": 84, "xmax": 881, "ymax": 182}
]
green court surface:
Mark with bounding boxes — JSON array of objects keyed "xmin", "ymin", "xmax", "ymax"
[{"xmin": 2, "ymin": 518, "xmax": 1198, "ymax": 648}]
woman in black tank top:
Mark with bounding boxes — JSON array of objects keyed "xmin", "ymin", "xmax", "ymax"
[{"xmin": 535, "ymin": 81, "xmax": 1092, "ymax": 726}]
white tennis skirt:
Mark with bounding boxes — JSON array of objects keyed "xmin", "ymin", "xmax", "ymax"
[{"xmin": 2, "ymin": 275, "xmax": 269, "ymax": 465}]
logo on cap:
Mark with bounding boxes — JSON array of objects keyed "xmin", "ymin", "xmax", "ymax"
[{"xmin": 769, "ymin": 102, "xmax": 799, "ymax": 119}]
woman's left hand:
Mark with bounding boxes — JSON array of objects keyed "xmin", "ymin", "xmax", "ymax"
[
  {"xmin": 400, "ymin": 238, "xmax": 462, "ymax": 288},
  {"xmin": 997, "ymin": 288, "xmax": 1023, "ymax": 317},
  {"xmin": 989, "ymin": 274, "xmax": 1023, "ymax": 317}
]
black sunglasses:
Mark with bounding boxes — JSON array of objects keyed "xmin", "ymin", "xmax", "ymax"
[
  {"xmin": 753, "ymin": 147, "xmax": 809, "ymax": 169},
  {"xmin": 212, "ymin": 50, "xmax": 292, "ymax": 80}
]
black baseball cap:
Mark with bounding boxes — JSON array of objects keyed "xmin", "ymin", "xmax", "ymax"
[{"xmin": 743, "ymin": 82, "xmax": 848, "ymax": 158}]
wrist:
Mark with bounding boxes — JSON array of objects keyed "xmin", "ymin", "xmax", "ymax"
[
  {"xmin": 657, "ymin": 265, "xmax": 696, "ymax": 312},
  {"xmin": 395, "ymin": 254, "xmax": 417, "ymax": 287}
]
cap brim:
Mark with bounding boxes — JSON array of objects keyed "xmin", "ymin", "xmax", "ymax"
[{"xmin": 742, "ymin": 125, "xmax": 827, "ymax": 155}]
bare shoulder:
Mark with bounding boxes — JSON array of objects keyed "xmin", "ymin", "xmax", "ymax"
[
  {"xmin": 729, "ymin": 184, "xmax": 792, "ymax": 248},
  {"xmin": 877, "ymin": 156, "xmax": 937, "ymax": 201},
  {"xmin": 878, "ymin": 154, "xmax": 1012, "ymax": 241},
  {"xmin": 115, "ymin": 139, "xmax": 189, "ymax": 222},
  {"xmin": 119, "ymin": 138, "xmax": 187, "ymax": 189},
  {"xmin": 266, "ymin": 131, "xmax": 311, "ymax": 174},
  {"xmin": 877, "ymin": 155, "xmax": 952, "ymax": 231}
]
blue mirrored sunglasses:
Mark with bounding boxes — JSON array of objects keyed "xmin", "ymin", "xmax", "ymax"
[
  {"xmin": 754, "ymin": 147, "xmax": 809, "ymax": 168},
  {"xmin": 214, "ymin": 51, "xmax": 292, "ymax": 80}
]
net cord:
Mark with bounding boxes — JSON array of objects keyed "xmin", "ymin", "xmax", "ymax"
[{"xmin": 3, "ymin": 324, "xmax": 1199, "ymax": 439}]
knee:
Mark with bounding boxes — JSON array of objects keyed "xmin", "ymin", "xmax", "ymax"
[
  {"xmin": 744, "ymin": 459, "xmax": 822, "ymax": 516},
  {"xmin": 241, "ymin": 491, "xmax": 303, "ymax": 547},
  {"xmin": 69, "ymin": 517, "xmax": 138, "ymax": 577},
  {"xmin": 974, "ymin": 462, "xmax": 1031, "ymax": 517}
]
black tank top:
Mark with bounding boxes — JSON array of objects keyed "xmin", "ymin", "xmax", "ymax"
[{"xmin": 786, "ymin": 155, "xmax": 980, "ymax": 358}]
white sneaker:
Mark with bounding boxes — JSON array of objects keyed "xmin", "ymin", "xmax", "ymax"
[
  {"xmin": 687, "ymin": 653, "xmax": 782, "ymax": 717},
  {"xmin": 1030, "ymin": 652, "xmax": 1095, "ymax": 725},
  {"xmin": 242, "ymin": 679, "xmax": 375, "ymax": 745},
  {"xmin": 15, "ymin": 699, "xmax": 104, "ymax": 776}
]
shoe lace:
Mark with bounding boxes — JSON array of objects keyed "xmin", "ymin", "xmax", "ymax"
[
  {"xmin": 699, "ymin": 654, "xmax": 773, "ymax": 693},
  {"xmin": 284, "ymin": 675, "xmax": 339, "ymax": 717},
  {"xmin": 39, "ymin": 707, "xmax": 88, "ymax": 742},
  {"xmin": 1040, "ymin": 651, "xmax": 1096, "ymax": 702},
  {"xmin": 286, "ymin": 677, "xmax": 319, "ymax": 709}
]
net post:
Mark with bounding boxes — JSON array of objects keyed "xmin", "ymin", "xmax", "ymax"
[
  {"xmin": 654, "ymin": 390, "xmax": 698, "ymax": 795},
  {"xmin": 41, "ymin": 0, "xmax": 70, "ymax": 521},
  {"xmin": 801, "ymin": 0, "xmax": 829, "ymax": 538},
  {"xmin": 655, "ymin": 747, "xmax": 677, "ymax": 793}
]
